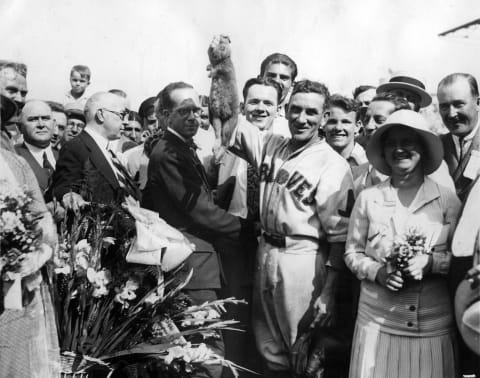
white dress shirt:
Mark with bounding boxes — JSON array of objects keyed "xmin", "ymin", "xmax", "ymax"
[
  {"xmin": 23, "ymin": 141, "xmax": 56, "ymax": 169},
  {"xmin": 452, "ymin": 119, "xmax": 480, "ymax": 160},
  {"xmin": 84, "ymin": 126, "xmax": 119, "ymax": 178}
]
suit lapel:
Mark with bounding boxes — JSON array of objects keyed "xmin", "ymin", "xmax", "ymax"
[
  {"xmin": 442, "ymin": 133, "xmax": 458, "ymax": 176},
  {"xmin": 79, "ymin": 132, "xmax": 119, "ymax": 189},
  {"xmin": 453, "ymin": 126, "xmax": 480, "ymax": 182},
  {"xmin": 165, "ymin": 131, "xmax": 211, "ymax": 193},
  {"xmin": 14, "ymin": 143, "xmax": 49, "ymax": 191}
]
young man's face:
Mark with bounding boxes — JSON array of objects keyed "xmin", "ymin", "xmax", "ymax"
[
  {"xmin": 324, "ymin": 106, "xmax": 358, "ymax": 152},
  {"xmin": 70, "ymin": 71, "xmax": 90, "ymax": 95},
  {"xmin": 355, "ymin": 88, "xmax": 376, "ymax": 108},
  {"xmin": 263, "ymin": 63, "xmax": 293, "ymax": 103},
  {"xmin": 242, "ymin": 84, "xmax": 278, "ymax": 131},
  {"xmin": 123, "ymin": 120, "xmax": 142, "ymax": 143},
  {"xmin": 287, "ymin": 92, "xmax": 327, "ymax": 147},
  {"xmin": 362, "ymin": 100, "xmax": 395, "ymax": 143},
  {"xmin": 0, "ymin": 68, "xmax": 28, "ymax": 105}
]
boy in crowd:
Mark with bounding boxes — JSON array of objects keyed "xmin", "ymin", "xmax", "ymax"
[
  {"xmin": 324, "ymin": 94, "xmax": 367, "ymax": 168},
  {"xmin": 64, "ymin": 65, "xmax": 91, "ymax": 109}
]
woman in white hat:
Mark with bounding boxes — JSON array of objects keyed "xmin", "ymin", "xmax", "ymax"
[{"xmin": 344, "ymin": 110, "xmax": 461, "ymax": 378}]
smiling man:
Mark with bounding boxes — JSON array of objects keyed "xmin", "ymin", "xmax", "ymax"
[
  {"xmin": 260, "ymin": 53, "xmax": 297, "ymax": 117},
  {"xmin": 438, "ymin": 73, "xmax": 480, "ymax": 202},
  {"xmin": 218, "ymin": 79, "xmax": 355, "ymax": 377},
  {"xmin": 325, "ymin": 94, "xmax": 367, "ymax": 167}
]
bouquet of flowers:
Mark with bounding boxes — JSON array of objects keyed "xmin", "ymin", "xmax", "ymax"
[
  {"xmin": 0, "ymin": 183, "xmax": 42, "ymax": 309},
  {"xmin": 386, "ymin": 227, "xmax": 432, "ymax": 276},
  {"xmin": 53, "ymin": 201, "xmax": 249, "ymax": 377}
]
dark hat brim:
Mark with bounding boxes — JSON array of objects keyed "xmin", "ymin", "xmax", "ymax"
[{"xmin": 377, "ymin": 82, "xmax": 432, "ymax": 108}]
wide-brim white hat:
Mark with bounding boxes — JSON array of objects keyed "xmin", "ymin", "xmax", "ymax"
[
  {"xmin": 366, "ymin": 110, "xmax": 443, "ymax": 175},
  {"xmin": 377, "ymin": 75, "xmax": 432, "ymax": 108}
]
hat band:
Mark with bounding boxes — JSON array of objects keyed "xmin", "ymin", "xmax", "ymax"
[{"xmin": 390, "ymin": 76, "xmax": 425, "ymax": 90}]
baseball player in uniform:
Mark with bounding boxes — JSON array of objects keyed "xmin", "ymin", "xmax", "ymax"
[{"xmin": 219, "ymin": 80, "xmax": 355, "ymax": 376}]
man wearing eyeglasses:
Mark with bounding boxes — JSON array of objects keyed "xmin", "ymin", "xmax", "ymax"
[
  {"xmin": 50, "ymin": 91, "xmax": 139, "ymax": 208},
  {"xmin": 142, "ymin": 82, "xmax": 250, "ymax": 378}
]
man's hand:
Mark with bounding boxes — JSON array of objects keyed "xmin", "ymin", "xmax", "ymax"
[
  {"xmin": 466, "ymin": 264, "xmax": 480, "ymax": 289},
  {"xmin": 376, "ymin": 267, "xmax": 404, "ymax": 291},
  {"xmin": 403, "ymin": 254, "xmax": 432, "ymax": 281},
  {"xmin": 62, "ymin": 192, "xmax": 89, "ymax": 212},
  {"xmin": 313, "ymin": 289, "xmax": 336, "ymax": 327}
]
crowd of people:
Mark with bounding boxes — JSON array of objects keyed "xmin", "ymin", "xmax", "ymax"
[{"xmin": 0, "ymin": 51, "xmax": 479, "ymax": 378}]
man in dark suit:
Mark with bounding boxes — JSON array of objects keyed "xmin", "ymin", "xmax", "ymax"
[
  {"xmin": 438, "ymin": 73, "xmax": 480, "ymax": 376},
  {"xmin": 15, "ymin": 100, "xmax": 58, "ymax": 195},
  {"xmin": 51, "ymin": 92, "xmax": 138, "ymax": 209},
  {"xmin": 142, "ymin": 82, "xmax": 247, "ymax": 378},
  {"xmin": 438, "ymin": 73, "xmax": 480, "ymax": 202}
]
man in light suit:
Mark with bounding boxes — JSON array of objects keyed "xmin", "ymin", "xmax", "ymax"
[
  {"xmin": 15, "ymin": 100, "xmax": 58, "ymax": 195},
  {"xmin": 51, "ymin": 92, "xmax": 138, "ymax": 208}
]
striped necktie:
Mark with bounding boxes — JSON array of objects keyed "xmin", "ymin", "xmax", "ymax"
[{"xmin": 108, "ymin": 149, "xmax": 140, "ymax": 200}]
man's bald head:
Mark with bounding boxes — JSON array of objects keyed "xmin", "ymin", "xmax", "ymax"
[
  {"xmin": 0, "ymin": 67, "xmax": 28, "ymax": 105},
  {"xmin": 85, "ymin": 92, "xmax": 129, "ymax": 140},
  {"xmin": 20, "ymin": 100, "xmax": 54, "ymax": 148}
]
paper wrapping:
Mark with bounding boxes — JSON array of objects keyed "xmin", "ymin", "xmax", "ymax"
[
  {"xmin": 125, "ymin": 201, "xmax": 194, "ymax": 272},
  {"xmin": 3, "ymin": 273, "xmax": 23, "ymax": 310}
]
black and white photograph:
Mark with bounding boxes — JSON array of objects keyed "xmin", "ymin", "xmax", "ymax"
[{"xmin": 1, "ymin": 0, "xmax": 479, "ymax": 377}]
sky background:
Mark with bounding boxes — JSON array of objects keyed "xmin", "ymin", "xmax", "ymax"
[{"xmin": 1, "ymin": 0, "xmax": 479, "ymax": 111}]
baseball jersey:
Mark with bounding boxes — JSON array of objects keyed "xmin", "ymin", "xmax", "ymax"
[{"xmin": 230, "ymin": 118, "xmax": 354, "ymax": 245}]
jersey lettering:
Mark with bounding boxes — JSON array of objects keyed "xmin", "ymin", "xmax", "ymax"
[
  {"xmin": 292, "ymin": 180, "xmax": 313, "ymax": 201},
  {"xmin": 286, "ymin": 171, "xmax": 304, "ymax": 190}
]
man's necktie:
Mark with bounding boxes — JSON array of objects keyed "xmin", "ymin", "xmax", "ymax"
[
  {"xmin": 246, "ymin": 163, "xmax": 260, "ymax": 221},
  {"xmin": 42, "ymin": 151, "xmax": 55, "ymax": 194},
  {"xmin": 186, "ymin": 140, "xmax": 211, "ymax": 194},
  {"xmin": 43, "ymin": 151, "xmax": 54, "ymax": 174},
  {"xmin": 108, "ymin": 149, "xmax": 140, "ymax": 200}
]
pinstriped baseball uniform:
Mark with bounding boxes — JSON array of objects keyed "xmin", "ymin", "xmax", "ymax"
[{"xmin": 229, "ymin": 117, "xmax": 354, "ymax": 370}]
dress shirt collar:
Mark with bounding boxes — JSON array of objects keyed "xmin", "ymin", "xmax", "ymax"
[
  {"xmin": 85, "ymin": 125, "xmax": 110, "ymax": 150},
  {"xmin": 347, "ymin": 143, "xmax": 368, "ymax": 167},
  {"xmin": 452, "ymin": 118, "xmax": 480, "ymax": 144},
  {"xmin": 24, "ymin": 141, "xmax": 56, "ymax": 168},
  {"xmin": 167, "ymin": 127, "xmax": 197, "ymax": 149}
]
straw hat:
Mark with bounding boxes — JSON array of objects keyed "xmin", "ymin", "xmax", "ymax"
[
  {"xmin": 377, "ymin": 74, "xmax": 432, "ymax": 108},
  {"xmin": 366, "ymin": 110, "xmax": 443, "ymax": 175},
  {"xmin": 455, "ymin": 279, "xmax": 480, "ymax": 356}
]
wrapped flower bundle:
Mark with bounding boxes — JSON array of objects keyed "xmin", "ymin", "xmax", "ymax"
[
  {"xmin": 386, "ymin": 227, "xmax": 432, "ymax": 275},
  {"xmin": 0, "ymin": 184, "xmax": 41, "ymax": 272},
  {"xmin": 0, "ymin": 183, "xmax": 42, "ymax": 310},
  {"xmin": 53, "ymin": 201, "xmax": 249, "ymax": 377}
]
